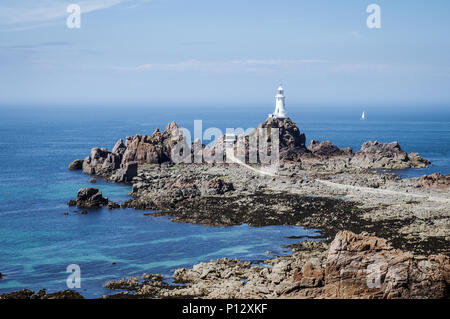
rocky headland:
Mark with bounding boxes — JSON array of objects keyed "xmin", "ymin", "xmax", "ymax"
[{"xmin": 59, "ymin": 117, "xmax": 450, "ymax": 299}]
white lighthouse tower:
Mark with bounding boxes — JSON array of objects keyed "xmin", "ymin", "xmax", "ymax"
[{"xmin": 269, "ymin": 85, "xmax": 287, "ymax": 119}]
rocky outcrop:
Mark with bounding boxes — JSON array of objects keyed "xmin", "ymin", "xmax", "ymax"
[
  {"xmin": 319, "ymin": 231, "xmax": 449, "ymax": 299},
  {"xmin": 407, "ymin": 152, "xmax": 431, "ymax": 167},
  {"xmin": 82, "ymin": 147, "xmax": 121, "ymax": 176},
  {"xmin": 417, "ymin": 173, "xmax": 450, "ymax": 189},
  {"xmin": 308, "ymin": 140, "xmax": 352, "ymax": 157},
  {"xmin": 105, "ymin": 276, "xmax": 139, "ymax": 290},
  {"xmin": 73, "ymin": 188, "xmax": 108, "ymax": 208},
  {"xmin": 121, "ymin": 122, "xmax": 183, "ymax": 165},
  {"xmin": 105, "ymin": 274, "xmax": 171, "ymax": 298},
  {"xmin": 353, "ymin": 141, "xmax": 430, "ymax": 169},
  {"xmin": 111, "ymin": 138, "xmax": 127, "ymax": 156},
  {"xmin": 257, "ymin": 117, "xmax": 308, "ymax": 161},
  {"xmin": 292, "ymin": 262, "xmax": 324, "ymax": 288},
  {"xmin": 75, "ymin": 122, "xmax": 184, "ymax": 181},
  {"xmin": 0, "ymin": 289, "xmax": 84, "ymax": 299},
  {"xmin": 209, "ymin": 117, "xmax": 308, "ymax": 163},
  {"xmin": 356, "ymin": 141, "xmax": 407, "ymax": 160},
  {"xmin": 68, "ymin": 159, "xmax": 83, "ymax": 170},
  {"xmin": 211, "ymin": 119, "xmax": 429, "ymax": 168},
  {"xmin": 107, "ymin": 201, "xmax": 120, "ymax": 209},
  {"xmin": 290, "ymin": 231, "xmax": 450, "ymax": 299}
]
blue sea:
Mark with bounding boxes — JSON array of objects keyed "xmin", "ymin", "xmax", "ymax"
[{"xmin": 0, "ymin": 104, "xmax": 449, "ymax": 298}]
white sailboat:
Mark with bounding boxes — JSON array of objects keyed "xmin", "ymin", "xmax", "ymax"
[{"xmin": 361, "ymin": 111, "xmax": 366, "ymax": 120}]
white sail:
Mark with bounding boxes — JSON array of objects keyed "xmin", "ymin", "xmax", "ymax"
[{"xmin": 361, "ymin": 111, "xmax": 365, "ymax": 120}]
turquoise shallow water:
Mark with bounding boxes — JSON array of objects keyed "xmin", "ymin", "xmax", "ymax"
[{"xmin": 0, "ymin": 104, "xmax": 449, "ymax": 297}]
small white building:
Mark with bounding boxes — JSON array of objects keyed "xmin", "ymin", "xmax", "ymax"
[{"xmin": 269, "ymin": 85, "xmax": 287, "ymax": 119}]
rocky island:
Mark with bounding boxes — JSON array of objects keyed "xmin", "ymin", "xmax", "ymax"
[{"xmin": 56, "ymin": 114, "xmax": 450, "ymax": 299}]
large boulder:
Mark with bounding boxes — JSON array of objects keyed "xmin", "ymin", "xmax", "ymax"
[
  {"xmin": 308, "ymin": 140, "xmax": 352, "ymax": 157},
  {"xmin": 68, "ymin": 159, "xmax": 83, "ymax": 170},
  {"xmin": 292, "ymin": 262, "xmax": 324, "ymax": 288},
  {"xmin": 407, "ymin": 152, "xmax": 431, "ymax": 168},
  {"xmin": 75, "ymin": 188, "xmax": 108, "ymax": 208},
  {"xmin": 320, "ymin": 231, "xmax": 449, "ymax": 299},
  {"xmin": 356, "ymin": 141, "xmax": 407, "ymax": 160}
]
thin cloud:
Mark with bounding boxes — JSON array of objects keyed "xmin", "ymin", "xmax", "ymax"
[
  {"xmin": 0, "ymin": 0, "xmax": 131, "ymax": 31},
  {"xmin": 109, "ymin": 59, "xmax": 401, "ymax": 76},
  {"xmin": 2, "ymin": 41, "xmax": 71, "ymax": 50},
  {"xmin": 113, "ymin": 59, "xmax": 329, "ymax": 73},
  {"xmin": 331, "ymin": 63, "xmax": 391, "ymax": 72}
]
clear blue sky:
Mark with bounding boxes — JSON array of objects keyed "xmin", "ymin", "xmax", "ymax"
[{"xmin": 1, "ymin": 0, "xmax": 449, "ymax": 107}]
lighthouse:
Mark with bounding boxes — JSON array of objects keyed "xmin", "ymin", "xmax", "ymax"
[{"xmin": 269, "ymin": 85, "xmax": 287, "ymax": 119}]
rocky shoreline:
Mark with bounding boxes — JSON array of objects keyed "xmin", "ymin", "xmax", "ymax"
[
  {"xmin": 100, "ymin": 231, "xmax": 449, "ymax": 299},
  {"xmin": 2, "ymin": 231, "xmax": 448, "ymax": 299},
  {"xmin": 3, "ymin": 117, "xmax": 448, "ymax": 299}
]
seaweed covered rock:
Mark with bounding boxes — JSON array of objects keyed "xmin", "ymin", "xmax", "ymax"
[
  {"xmin": 203, "ymin": 178, "xmax": 234, "ymax": 195},
  {"xmin": 0, "ymin": 289, "xmax": 84, "ymax": 299}
]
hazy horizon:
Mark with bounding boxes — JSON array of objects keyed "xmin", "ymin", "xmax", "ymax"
[{"xmin": 2, "ymin": 102, "xmax": 450, "ymax": 124}]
